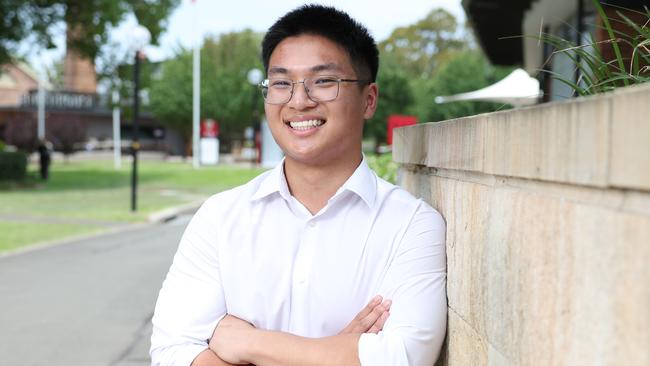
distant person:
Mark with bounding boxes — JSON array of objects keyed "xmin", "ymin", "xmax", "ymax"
[
  {"xmin": 150, "ymin": 5, "xmax": 447, "ymax": 366},
  {"xmin": 37, "ymin": 139, "xmax": 52, "ymax": 180}
]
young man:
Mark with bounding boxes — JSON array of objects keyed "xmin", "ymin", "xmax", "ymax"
[{"xmin": 150, "ymin": 5, "xmax": 447, "ymax": 366}]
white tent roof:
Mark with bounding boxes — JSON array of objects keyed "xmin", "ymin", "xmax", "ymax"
[{"xmin": 434, "ymin": 68, "xmax": 542, "ymax": 107}]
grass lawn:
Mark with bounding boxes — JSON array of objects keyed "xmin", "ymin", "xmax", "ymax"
[
  {"xmin": 0, "ymin": 221, "xmax": 102, "ymax": 252},
  {"xmin": 0, "ymin": 159, "xmax": 265, "ymax": 252}
]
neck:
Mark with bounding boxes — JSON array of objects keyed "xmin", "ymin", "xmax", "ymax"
[{"xmin": 284, "ymin": 153, "xmax": 362, "ymax": 215}]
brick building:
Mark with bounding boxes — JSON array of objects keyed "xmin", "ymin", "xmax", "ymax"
[{"xmin": 0, "ymin": 53, "xmax": 184, "ymax": 155}]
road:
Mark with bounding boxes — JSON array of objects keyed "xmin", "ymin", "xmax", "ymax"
[{"xmin": 0, "ymin": 215, "xmax": 190, "ymax": 366}]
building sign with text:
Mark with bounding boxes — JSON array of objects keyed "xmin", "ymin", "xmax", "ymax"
[{"xmin": 21, "ymin": 90, "xmax": 98, "ymax": 110}]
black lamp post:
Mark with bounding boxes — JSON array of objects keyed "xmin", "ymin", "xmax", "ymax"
[
  {"xmin": 131, "ymin": 50, "xmax": 142, "ymax": 212},
  {"xmin": 129, "ymin": 25, "xmax": 150, "ymax": 212}
]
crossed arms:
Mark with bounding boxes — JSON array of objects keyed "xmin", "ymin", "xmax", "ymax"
[
  {"xmin": 150, "ymin": 197, "xmax": 447, "ymax": 366},
  {"xmin": 192, "ymin": 296, "xmax": 392, "ymax": 366}
]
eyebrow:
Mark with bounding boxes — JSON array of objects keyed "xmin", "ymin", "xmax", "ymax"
[
  {"xmin": 310, "ymin": 63, "xmax": 342, "ymax": 73},
  {"xmin": 268, "ymin": 67, "xmax": 288, "ymax": 75},
  {"xmin": 267, "ymin": 63, "xmax": 343, "ymax": 76}
]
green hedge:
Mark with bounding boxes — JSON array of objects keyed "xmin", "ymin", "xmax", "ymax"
[
  {"xmin": 0, "ymin": 151, "xmax": 27, "ymax": 180},
  {"xmin": 367, "ymin": 153, "xmax": 398, "ymax": 184}
]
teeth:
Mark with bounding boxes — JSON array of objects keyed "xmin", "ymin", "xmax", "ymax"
[{"xmin": 289, "ymin": 119, "xmax": 324, "ymax": 130}]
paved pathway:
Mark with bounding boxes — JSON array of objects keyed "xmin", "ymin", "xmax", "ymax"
[{"xmin": 0, "ymin": 215, "xmax": 190, "ymax": 366}]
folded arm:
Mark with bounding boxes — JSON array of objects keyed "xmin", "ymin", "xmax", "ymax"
[
  {"xmin": 206, "ymin": 205, "xmax": 446, "ymax": 366},
  {"xmin": 207, "ymin": 296, "xmax": 391, "ymax": 366}
]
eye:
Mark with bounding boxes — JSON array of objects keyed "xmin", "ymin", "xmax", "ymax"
[
  {"xmin": 270, "ymin": 79, "xmax": 292, "ymax": 89},
  {"xmin": 313, "ymin": 77, "xmax": 338, "ymax": 86}
]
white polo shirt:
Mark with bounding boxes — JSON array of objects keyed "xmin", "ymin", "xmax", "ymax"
[{"xmin": 150, "ymin": 158, "xmax": 447, "ymax": 366}]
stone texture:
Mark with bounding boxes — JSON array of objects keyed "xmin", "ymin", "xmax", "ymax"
[
  {"xmin": 443, "ymin": 309, "xmax": 488, "ymax": 366},
  {"xmin": 393, "ymin": 124, "xmax": 428, "ymax": 166},
  {"xmin": 483, "ymin": 97, "xmax": 610, "ymax": 187},
  {"xmin": 609, "ymin": 84, "xmax": 650, "ymax": 191},
  {"xmin": 396, "ymin": 84, "xmax": 650, "ymax": 366},
  {"xmin": 400, "ymin": 160, "xmax": 650, "ymax": 365},
  {"xmin": 428, "ymin": 175, "xmax": 491, "ymax": 339},
  {"xmin": 426, "ymin": 117, "xmax": 486, "ymax": 172},
  {"xmin": 396, "ymin": 84, "xmax": 650, "ymax": 191}
]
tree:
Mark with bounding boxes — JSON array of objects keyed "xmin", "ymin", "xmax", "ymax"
[
  {"xmin": 47, "ymin": 114, "xmax": 87, "ymax": 160},
  {"xmin": 149, "ymin": 29, "xmax": 265, "ymax": 155},
  {"xmin": 364, "ymin": 59, "xmax": 414, "ymax": 147},
  {"xmin": 3, "ymin": 113, "xmax": 87, "ymax": 159},
  {"xmin": 411, "ymin": 50, "xmax": 515, "ymax": 123},
  {"xmin": 3, "ymin": 118, "xmax": 38, "ymax": 153},
  {"xmin": 379, "ymin": 8, "xmax": 467, "ymax": 80},
  {"xmin": 149, "ymin": 51, "xmax": 193, "ymax": 154},
  {"xmin": 202, "ymin": 29, "xmax": 265, "ymax": 140},
  {"xmin": 0, "ymin": 0, "xmax": 180, "ymax": 65}
]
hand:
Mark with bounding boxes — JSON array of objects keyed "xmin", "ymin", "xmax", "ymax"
[
  {"xmin": 339, "ymin": 295, "xmax": 391, "ymax": 334},
  {"xmin": 209, "ymin": 314, "xmax": 255, "ymax": 365}
]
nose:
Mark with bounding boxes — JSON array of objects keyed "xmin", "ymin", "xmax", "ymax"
[{"xmin": 287, "ymin": 81, "xmax": 317, "ymax": 109}]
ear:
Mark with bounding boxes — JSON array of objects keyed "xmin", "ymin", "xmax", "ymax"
[{"xmin": 363, "ymin": 83, "xmax": 378, "ymax": 120}]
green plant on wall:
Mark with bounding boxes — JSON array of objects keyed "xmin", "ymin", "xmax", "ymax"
[{"xmin": 540, "ymin": 0, "xmax": 649, "ymax": 96}]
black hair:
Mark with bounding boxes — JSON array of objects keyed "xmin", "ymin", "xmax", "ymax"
[{"xmin": 261, "ymin": 4, "xmax": 379, "ymax": 82}]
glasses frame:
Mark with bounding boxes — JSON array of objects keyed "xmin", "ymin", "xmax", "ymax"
[{"xmin": 259, "ymin": 76, "xmax": 369, "ymax": 105}]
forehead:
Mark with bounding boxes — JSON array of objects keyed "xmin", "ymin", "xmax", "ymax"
[{"xmin": 268, "ymin": 34, "xmax": 355, "ymax": 76}]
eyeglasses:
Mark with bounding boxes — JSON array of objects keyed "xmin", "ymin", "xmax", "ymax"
[{"xmin": 259, "ymin": 76, "xmax": 368, "ymax": 105}]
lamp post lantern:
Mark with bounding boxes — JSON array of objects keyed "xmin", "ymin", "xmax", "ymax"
[{"xmin": 128, "ymin": 24, "xmax": 151, "ymax": 212}]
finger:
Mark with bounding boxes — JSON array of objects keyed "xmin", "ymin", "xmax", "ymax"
[
  {"xmin": 354, "ymin": 295, "xmax": 382, "ymax": 321},
  {"xmin": 367, "ymin": 310, "xmax": 390, "ymax": 333},
  {"xmin": 370, "ymin": 311, "xmax": 390, "ymax": 333},
  {"xmin": 360, "ymin": 299, "xmax": 391, "ymax": 329}
]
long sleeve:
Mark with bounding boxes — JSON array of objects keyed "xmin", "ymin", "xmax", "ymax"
[
  {"xmin": 150, "ymin": 199, "xmax": 227, "ymax": 366},
  {"xmin": 358, "ymin": 203, "xmax": 447, "ymax": 366}
]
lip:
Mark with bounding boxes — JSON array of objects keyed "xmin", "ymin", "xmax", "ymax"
[
  {"xmin": 282, "ymin": 115, "xmax": 326, "ymax": 137},
  {"xmin": 283, "ymin": 115, "xmax": 327, "ymax": 124}
]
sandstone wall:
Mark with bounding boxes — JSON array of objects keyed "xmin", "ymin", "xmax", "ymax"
[{"xmin": 393, "ymin": 84, "xmax": 650, "ymax": 366}]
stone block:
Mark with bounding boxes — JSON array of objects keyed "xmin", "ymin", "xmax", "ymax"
[
  {"xmin": 393, "ymin": 124, "xmax": 428, "ymax": 165},
  {"xmin": 483, "ymin": 98, "xmax": 610, "ymax": 187},
  {"xmin": 420, "ymin": 177, "xmax": 650, "ymax": 365},
  {"xmin": 443, "ymin": 309, "xmax": 488, "ymax": 366},
  {"xmin": 428, "ymin": 176, "xmax": 492, "ymax": 338},
  {"xmin": 609, "ymin": 84, "xmax": 650, "ymax": 191},
  {"xmin": 425, "ymin": 117, "xmax": 486, "ymax": 172},
  {"xmin": 462, "ymin": 186, "xmax": 648, "ymax": 365}
]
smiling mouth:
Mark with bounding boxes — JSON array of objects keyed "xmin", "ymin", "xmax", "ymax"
[{"xmin": 286, "ymin": 119, "xmax": 325, "ymax": 130}]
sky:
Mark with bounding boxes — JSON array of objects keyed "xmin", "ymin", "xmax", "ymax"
[{"xmin": 27, "ymin": 0, "xmax": 465, "ymax": 75}]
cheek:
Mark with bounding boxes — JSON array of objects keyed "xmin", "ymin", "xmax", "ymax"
[
  {"xmin": 264, "ymin": 105, "xmax": 282, "ymax": 122},
  {"xmin": 337, "ymin": 98, "xmax": 367, "ymax": 123}
]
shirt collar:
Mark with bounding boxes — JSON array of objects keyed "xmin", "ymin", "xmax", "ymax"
[
  {"xmin": 332, "ymin": 155, "xmax": 376, "ymax": 208},
  {"xmin": 250, "ymin": 159, "xmax": 292, "ymax": 202},
  {"xmin": 250, "ymin": 156, "xmax": 377, "ymax": 208}
]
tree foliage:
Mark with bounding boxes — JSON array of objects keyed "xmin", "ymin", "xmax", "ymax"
[
  {"xmin": 3, "ymin": 114, "xmax": 87, "ymax": 155},
  {"xmin": 379, "ymin": 8, "xmax": 467, "ymax": 79},
  {"xmin": 411, "ymin": 50, "xmax": 515, "ymax": 123},
  {"xmin": 0, "ymin": 0, "xmax": 180, "ymax": 64},
  {"xmin": 149, "ymin": 30, "xmax": 265, "ymax": 152},
  {"xmin": 364, "ymin": 59, "xmax": 414, "ymax": 146}
]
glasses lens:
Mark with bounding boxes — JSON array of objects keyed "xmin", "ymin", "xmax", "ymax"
[
  {"xmin": 306, "ymin": 77, "xmax": 339, "ymax": 102},
  {"xmin": 264, "ymin": 78, "xmax": 292, "ymax": 104}
]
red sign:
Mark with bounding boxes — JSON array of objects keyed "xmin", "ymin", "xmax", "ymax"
[
  {"xmin": 201, "ymin": 119, "xmax": 219, "ymax": 138},
  {"xmin": 387, "ymin": 115, "xmax": 417, "ymax": 145}
]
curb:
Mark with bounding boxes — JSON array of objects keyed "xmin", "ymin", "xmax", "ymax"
[
  {"xmin": 147, "ymin": 199, "xmax": 205, "ymax": 223},
  {"xmin": 0, "ymin": 222, "xmax": 150, "ymax": 259},
  {"xmin": 0, "ymin": 200, "xmax": 205, "ymax": 259}
]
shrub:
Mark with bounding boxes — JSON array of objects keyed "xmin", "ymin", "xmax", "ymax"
[
  {"xmin": 367, "ymin": 153, "xmax": 398, "ymax": 184},
  {"xmin": 539, "ymin": 1, "xmax": 649, "ymax": 96},
  {"xmin": 0, "ymin": 151, "xmax": 27, "ymax": 181}
]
